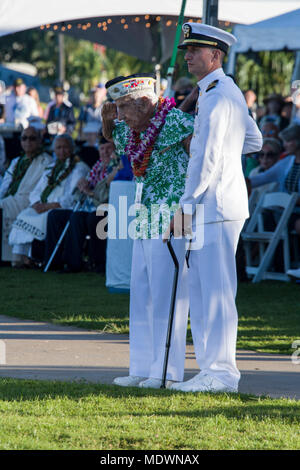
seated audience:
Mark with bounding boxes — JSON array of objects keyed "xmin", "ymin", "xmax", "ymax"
[
  {"xmin": 8, "ymin": 134, "xmax": 89, "ymax": 267},
  {"xmin": 260, "ymin": 121, "xmax": 280, "ymax": 139},
  {"xmin": 248, "ymin": 138, "xmax": 282, "ymax": 197},
  {"xmin": 249, "ymin": 138, "xmax": 282, "ymax": 175},
  {"xmin": 0, "ymin": 126, "xmax": 52, "ymax": 263},
  {"xmin": 249, "ymin": 124, "xmax": 300, "ymax": 196},
  {"xmin": 259, "ymin": 94, "xmax": 289, "ymax": 131},
  {"xmin": 43, "ymin": 137, "xmax": 120, "ymax": 273}
]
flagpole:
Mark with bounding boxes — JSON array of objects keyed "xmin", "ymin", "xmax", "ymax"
[{"xmin": 164, "ymin": 0, "xmax": 187, "ymax": 97}]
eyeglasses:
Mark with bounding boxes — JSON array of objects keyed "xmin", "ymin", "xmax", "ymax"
[
  {"xmin": 258, "ymin": 151, "xmax": 278, "ymax": 159},
  {"xmin": 21, "ymin": 135, "xmax": 38, "ymax": 141}
]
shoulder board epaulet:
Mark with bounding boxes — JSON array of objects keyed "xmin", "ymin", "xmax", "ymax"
[{"xmin": 205, "ymin": 79, "xmax": 219, "ymax": 92}]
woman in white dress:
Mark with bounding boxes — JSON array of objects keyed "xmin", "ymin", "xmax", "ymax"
[
  {"xmin": 0, "ymin": 126, "xmax": 52, "ymax": 263},
  {"xmin": 9, "ymin": 134, "xmax": 89, "ymax": 266}
]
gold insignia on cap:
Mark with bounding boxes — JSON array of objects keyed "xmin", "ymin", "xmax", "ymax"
[{"xmin": 183, "ymin": 24, "xmax": 191, "ymax": 39}]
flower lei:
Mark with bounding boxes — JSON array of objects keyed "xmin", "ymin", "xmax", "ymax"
[
  {"xmin": 87, "ymin": 157, "xmax": 119, "ymax": 189},
  {"xmin": 125, "ymin": 96, "xmax": 176, "ymax": 178},
  {"xmin": 40, "ymin": 156, "xmax": 79, "ymax": 203},
  {"xmin": 87, "ymin": 160, "xmax": 109, "ymax": 189},
  {"xmin": 5, "ymin": 151, "xmax": 40, "ymax": 197}
]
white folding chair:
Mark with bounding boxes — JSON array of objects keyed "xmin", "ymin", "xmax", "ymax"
[
  {"xmin": 243, "ymin": 182, "xmax": 278, "ymax": 232},
  {"xmin": 241, "ymin": 192, "xmax": 298, "ymax": 282}
]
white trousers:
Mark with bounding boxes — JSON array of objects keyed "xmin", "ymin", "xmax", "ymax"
[
  {"xmin": 188, "ymin": 220, "xmax": 245, "ymax": 389},
  {"xmin": 129, "ymin": 237, "xmax": 189, "ymax": 382}
]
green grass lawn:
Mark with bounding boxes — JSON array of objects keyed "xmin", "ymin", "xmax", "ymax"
[
  {"xmin": 0, "ymin": 268, "xmax": 299, "ymax": 450},
  {"xmin": 0, "ymin": 378, "xmax": 299, "ymax": 450},
  {"xmin": 0, "ymin": 267, "xmax": 299, "ymax": 354}
]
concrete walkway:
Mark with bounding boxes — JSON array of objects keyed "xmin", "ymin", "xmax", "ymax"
[{"xmin": 0, "ymin": 314, "xmax": 299, "ymax": 399}]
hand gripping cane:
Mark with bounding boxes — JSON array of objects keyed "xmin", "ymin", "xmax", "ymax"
[{"xmin": 161, "ymin": 233, "xmax": 180, "ymax": 389}]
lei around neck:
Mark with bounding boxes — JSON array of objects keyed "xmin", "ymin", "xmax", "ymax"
[
  {"xmin": 125, "ymin": 97, "xmax": 176, "ymax": 178},
  {"xmin": 40, "ymin": 155, "xmax": 79, "ymax": 203},
  {"xmin": 5, "ymin": 151, "xmax": 41, "ymax": 197}
]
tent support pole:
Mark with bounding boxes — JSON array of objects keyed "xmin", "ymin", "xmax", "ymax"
[
  {"xmin": 203, "ymin": 0, "xmax": 219, "ymax": 26},
  {"xmin": 58, "ymin": 33, "xmax": 65, "ymax": 83}
]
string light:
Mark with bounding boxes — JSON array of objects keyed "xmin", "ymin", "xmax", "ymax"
[{"xmin": 38, "ymin": 15, "xmax": 204, "ymax": 35}]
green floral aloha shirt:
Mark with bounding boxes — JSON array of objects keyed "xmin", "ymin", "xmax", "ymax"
[{"xmin": 113, "ymin": 107, "xmax": 194, "ymax": 238}]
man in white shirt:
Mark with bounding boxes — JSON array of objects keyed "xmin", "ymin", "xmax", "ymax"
[
  {"xmin": 5, "ymin": 78, "xmax": 39, "ymax": 129},
  {"xmin": 164, "ymin": 23, "xmax": 262, "ymax": 393}
]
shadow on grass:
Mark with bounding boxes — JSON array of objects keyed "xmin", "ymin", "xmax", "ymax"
[{"xmin": 0, "ymin": 377, "xmax": 299, "ymax": 424}]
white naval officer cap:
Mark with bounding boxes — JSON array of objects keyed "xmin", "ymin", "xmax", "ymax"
[{"xmin": 178, "ymin": 23, "xmax": 237, "ymax": 54}]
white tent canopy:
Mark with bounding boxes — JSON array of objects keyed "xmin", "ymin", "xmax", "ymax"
[
  {"xmin": 233, "ymin": 8, "xmax": 300, "ymax": 52},
  {"xmin": 0, "ymin": 0, "xmax": 299, "ymax": 36},
  {"xmin": 227, "ymin": 8, "xmax": 300, "ymax": 75}
]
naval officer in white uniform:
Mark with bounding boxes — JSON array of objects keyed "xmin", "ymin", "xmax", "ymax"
[{"xmin": 165, "ymin": 23, "xmax": 263, "ymax": 393}]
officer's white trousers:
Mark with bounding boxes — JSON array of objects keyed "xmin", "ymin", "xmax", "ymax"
[
  {"xmin": 129, "ymin": 237, "xmax": 189, "ymax": 382},
  {"xmin": 188, "ymin": 220, "xmax": 245, "ymax": 389}
]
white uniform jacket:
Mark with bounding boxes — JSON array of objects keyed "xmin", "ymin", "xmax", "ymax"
[{"xmin": 180, "ymin": 68, "xmax": 262, "ymax": 223}]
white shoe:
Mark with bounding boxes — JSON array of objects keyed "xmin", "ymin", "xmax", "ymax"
[
  {"xmin": 170, "ymin": 372, "xmax": 202, "ymax": 391},
  {"xmin": 170, "ymin": 373, "xmax": 237, "ymax": 393},
  {"xmin": 287, "ymin": 268, "xmax": 300, "ymax": 279},
  {"xmin": 113, "ymin": 375, "xmax": 145, "ymax": 387},
  {"xmin": 139, "ymin": 378, "xmax": 174, "ymax": 389}
]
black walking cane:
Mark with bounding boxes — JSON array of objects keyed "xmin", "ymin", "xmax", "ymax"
[
  {"xmin": 161, "ymin": 233, "xmax": 180, "ymax": 389},
  {"xmin": 43, "ymin": 194, "xmax": 86, "ymax": 273}
]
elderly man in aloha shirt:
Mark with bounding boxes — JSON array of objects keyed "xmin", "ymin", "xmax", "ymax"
[{"xmin": 102, "ymin": 73, "xmax": 194, "ymax": 389}]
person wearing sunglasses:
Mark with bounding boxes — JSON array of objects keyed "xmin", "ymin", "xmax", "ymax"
[
  {"xmin": 8, "ymin": 134, "xmax": 89, "ymax": 268},
  {"xmin": 249, "ymin": 125, "xmax": 300, "ymax": 195},
  {"xmin": 0, "ymin": 126, "xmax": 52, "ymax": 264},
  {"xmin": 247, "ymin": 138, "xmax": 282, "ymax": 199},
  {"xmin": 249, "ymin": 138, "xmax": 282, "ymax": 174}
]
